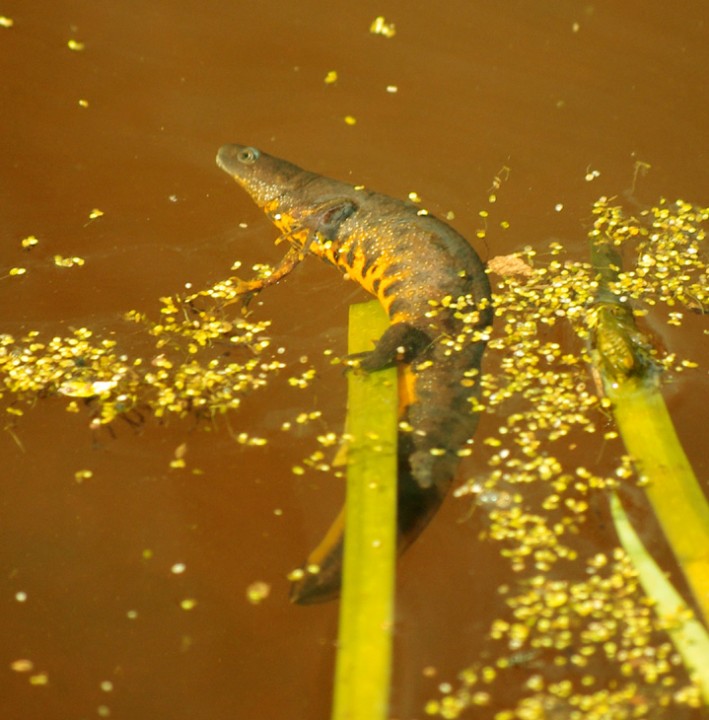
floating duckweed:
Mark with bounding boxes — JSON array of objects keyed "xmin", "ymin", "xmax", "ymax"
[
  {"xmin": 53, "ymin": 255, "xmax": 85, "ymax": 268},
  {"xmin": 21, "ymin": 235, "xmax": 39, "ymax": 249},
  {"xmin": 246, "ymin": 581, "xmax": 271, "ymax": 604},
  {"xmin": 287, "ymin": 568, "xmax": 305, "ymax": 582},
  {"xmin": 427, "ymin": 198, "xmax": 706, "ymax": 719},
  {"xmin": 28, "ymin": 672, "xmax": 49, "ymax": 686},
  {"xmin": 432, "ymin": 550, "xmax": 700, "ymax": 716},
  {"xmin": 369, "ymin": 15, "xmax": 396, "ymax": 37},
  {"xmin": 317, "ymin": 432, "xmax": 338, "ymax": 447},
  {"xmin": 0, "ymin": 282, "xmax": 287, "ymax": 434},
  {"xmin": 10, "ymin": 659, "xmax": 34, "ymax": 673},
  {"xmin": 288, "ymin": 368, "xmax": 317, "ymax": 388},
  {"xmin": 300, "ymin": 449, "xmax": 331, "ymax": 473},
  {"xmin": 295, "ymin": 411, "xmax": 322, "ymax": 424},
  {"xmin": 590, "ymin": 198, "xmax": 707, "ymax": 314}
]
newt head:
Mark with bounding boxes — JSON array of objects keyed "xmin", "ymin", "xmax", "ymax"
[
  {"xmin": 217, "ymin": 144, "xmax": 362, "ymax": 242},
  {"xmin": 217, "ymin": 144, "xmax": 309, "ymax": 209}
]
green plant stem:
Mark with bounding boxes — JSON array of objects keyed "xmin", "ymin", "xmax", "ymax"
[
  {"xmin": 608, "ymin": 378, "xmax": 709, "ymax": 618},
  {"xmin": 332, "ymin": 301, "xmax": 398, "ymax": 720},
  {"xmin": 589, "ymin": 238, "xmax": 709, "ymax": 627},
  {"xmin": 610, "ymin": 491, "xmax": 709, "ymax": 703}
]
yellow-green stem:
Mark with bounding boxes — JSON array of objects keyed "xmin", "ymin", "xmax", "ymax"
[
  {"xmin": 589, "ymin": 237, "xmax": 709, "ymax": 626},
  {"xmin": 332, "ymin": 301, "xmax": 398, "ymax": 720},
  {"xmin": 610, "ymin": 491, "xmax": 709, "ymax": 703},
  {"xmin": 605, "ymin": 377, "xmax": 709, "ymax": 624}
]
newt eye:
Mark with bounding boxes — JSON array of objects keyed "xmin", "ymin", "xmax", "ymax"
[{"xmin": 237, "ymin": 147, "xmax": 260, "ymax": 165}]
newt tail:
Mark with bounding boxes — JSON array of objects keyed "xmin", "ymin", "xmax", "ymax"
[{"xmin": 216, "ymin": 144, "xmax": 492, "ymax": 604}]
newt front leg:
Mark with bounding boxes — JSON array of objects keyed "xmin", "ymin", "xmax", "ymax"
[
  {"xmin": 223, "ymin": 245, "xmax": 305, "ymax": 305},
  {"xmin": 187, "ymin": 244, "xmax": 305, "ymax": 308}
]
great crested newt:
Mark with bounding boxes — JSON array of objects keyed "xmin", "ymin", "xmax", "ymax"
[{"xmin": 216, "ymin": 144, "xmax": 492, "ymax": 604}]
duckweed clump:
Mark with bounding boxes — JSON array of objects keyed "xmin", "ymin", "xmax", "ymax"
[
  {"xmin": 0, "ymin": 281, "xmax": 305, "ymax": 430},
  {"xmin": 427, "ymin": 198, "xmax": 707, "ymax": 719}
]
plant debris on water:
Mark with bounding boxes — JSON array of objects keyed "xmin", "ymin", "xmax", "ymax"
[{"xmin": 1, "ymin": 197, "xmax": 707, "ymax": 717}]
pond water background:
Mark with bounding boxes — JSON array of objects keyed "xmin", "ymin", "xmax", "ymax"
[{"xmin": 1, "ymin": 2, "xmax": 707, "ymax": 718}]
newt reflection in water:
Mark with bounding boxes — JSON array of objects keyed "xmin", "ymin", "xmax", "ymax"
[{"xmin": 216, "ymin": 144, "xmax": 492, "ymax": 604}]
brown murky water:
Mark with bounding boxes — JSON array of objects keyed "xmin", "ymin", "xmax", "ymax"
[{"xmin": 2, "ymin": 2, "xmax": 707, "ymax": 718}]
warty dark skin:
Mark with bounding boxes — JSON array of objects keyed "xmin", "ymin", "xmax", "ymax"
[{"xmin": 216, "ymin": 144, "xmax": 492, "ymax": 603}]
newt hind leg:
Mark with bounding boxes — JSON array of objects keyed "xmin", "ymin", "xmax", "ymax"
[{"xmin": 352, "ymin": 322, "xmax": 432, "ymax": 371}]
